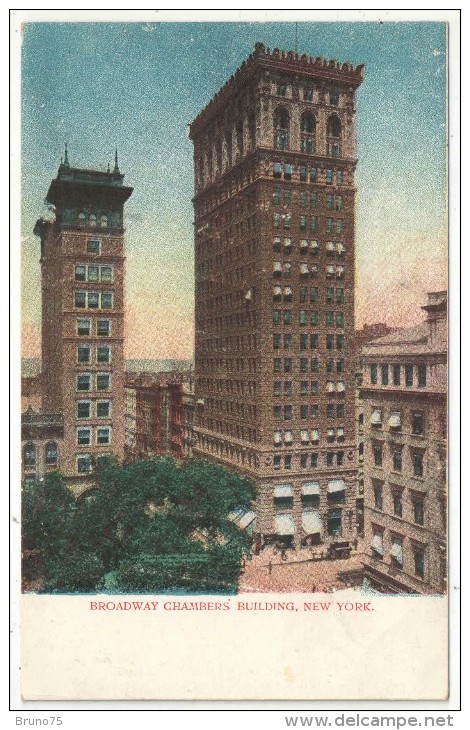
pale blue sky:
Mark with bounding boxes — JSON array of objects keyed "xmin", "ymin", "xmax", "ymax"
[{"xmin": 21, "ymin": 21, "xmax": 447, "ymax": 358}]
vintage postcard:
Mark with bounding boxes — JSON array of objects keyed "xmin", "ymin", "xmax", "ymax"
[{"xmin": 12, "ymin": 9, "xmax": 459, "ymax": 705}]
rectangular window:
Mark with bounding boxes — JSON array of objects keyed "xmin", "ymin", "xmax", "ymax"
[
  {"xmin": 300, "ymin": 216, "xmax": 307, "ymax": 230},
  {"xmin": 326, "ymin": 169, "xmax": 333, "ymax": 184},
  {"xmin": 310, "ymin": 334, "xmax": 318, "ymax": 349},
  {"xmin": 283, "ymin": 334, "xmax": 292, "ymax": 348},
  {"xmin": 326, "ymin": 218, "xmax": 334, "ymax": 234},
  {"xmin": 97, "ymin": 427, "xmax": 111, "ymax": 445},
  {"xmin": 96, "ymin": 400, "xmax": 111, "ymax": 418},
  {"xmin": 300, "ymin": 404, "xmax": 308, "ymax": 419},
  {"xmin": 273, "ymin": 236, "xmax": 282, "ymax": 252},
  {"xmin": 311, "ymin": 358, "xmax": 319, "ymax": 373},
  {"xmin": 77, "ymin": 428, "xmax": 92, "ymax": 446},
  {"xmin": 274, "ymin": 406, "xmax": 282, "ymax": 420},
  {"xmin": 299, "ymin": 310, "xmax": 307, "ymax": 326},
  {"xmin": 310, "ymin": 405, "xmax": 319, "ymax": 418},
  {"xmin": 284, "ymin": 405, "xmax": 293, "ymax": 421},
  {"xmin": 77, "ymin": 318, "xmax": 91, "ymax": 336},
  {"xmin": 299, "ymin": 165, "xmax": 307, "ymax": 182},
  {"xmin": 405, "ymin": 364, "xmax": 414, "ymax": 387},
  {"xmin": 284, "ymin": 358, "xmax": 292, "ymax": 373},
  {"xmin": 336, "ymin": 335, "xmax": 345, "ymax": 350},
  {"xmin": 412, "ymin": 412, "xmax": 424, "ymax": 435},
  {"xmin": 337, "ymin": 404, "xmax": 344, "ymax": 418},
  {"xmin": 97, "ymin": 374, "xmax": 111, "ymax": 391},
  {"xmin": 88, "ymin": 291, "xmax": 99, "ymax": 309},
  {"xmin": 274, "ymin": 381, "xmax": 282, "ymax": 396},
  {"xmin": 300, "ymin": 191, "xmax": 308, "ymax": 207},
  {"xmin": 326, "ymin": 452, "xmax": 334, "ymax": 467},
  {"xmin": 75, "ymin": 291, "xmax": 87, "ymax": 308},
  {"xmin": 273, "ymin": 188, "xmax": 281, "ymax": 204},
  {"xmin": 326, "ymin": 311, "xmax": 334, "ymax": 326},
  {"xmin": 413, "ymin": 496, "xmax": 425, "ymax": 526},
  {"xmin": 300, "ymin": 286, "xmax": 307, "ymax": 303},
  {"xmin": 77, "ymin": 345, "xmax": 91, "ymax": 364},
  {"xmin": 75, "ymin": 265, "xmax": 87, "ymax": 281},
  {"xmin": 326, "ymin": 194, "xmax": 334, "ymax": 210},
  {"xmin": 77, "ymin": 401, "xmax": 91, "ymax": 419},
  {"xmin": 77, "ymin": 374, "xmax": 91, "ymax": 392},
  {"xmin": 97, "ymin": 345, "xmax": 111, "ymax": 364},
  {"xmin": 284, "ymin": 213, "xmax": 292, "ymax": 228},
  {"xmin": 335, "ymin": 196, "xmax": 343, "ymax": 211},
  {"xmin": 284, "ymin": 381, "xmax": 293, "ymax": 396},
  {"xmin": 273, "ymin": 358, "xmax": 282, "ymax": 373},
  {"xmin": 418, "ymin": 365, "xmax": 427, "ymax": 387},
  {"xmin": 381, "ymin": 364, "xmax": 389, "ymax": 385},
  {"xmin": 413, "ymin": 451, "xmax": 424, "ymax": 477},
  {"xmin": 283, "ymin": 310, "xmax": 292, "ymax": 325},
  {"xmin": 393, "ymin": 365, "xmax": 401, "ymax": 386},
  {"xmin": 300, "ymin": 358, "xmax": 308, "ymax": 373},
  {"xmin": 414, "ymin": 547, "xmax": 425, "ymax": 578},
  {"xmin": 310, "ymin": 287, "xmax": 318, "ymax": 303},
  {"xmin": 273, "ymin": 455, "xmax": 281, "ymax": 470},
  {"xmin": 77, "ymin": 454, "xmax": 92, "ymax": 474},
  {"xmin": 284, "ymin": 455, "xmax": 292, "ymax": 469},
  {"xmin": 97, "ymin": 319, "xmax": 111, "ymax": 337},
  {"xmin": 336, "ymin": 288, "xmax": 344, "ymax": 303},
  {"xmin": 273, "ymin": 162, "xmax": 282, "ymax": 179},
  {"xmin": 373, "ymin": 444, "xmax": 383, "ymax": 467},
  {"xmin": 284, "ymin": 165, "xmax": 292, "ymax": 180},
  {"xmin": 336, "ymin": 170, "xmax": 343, "ymax": 185},
  {"xmin": 273, "ymin": 334, "xmax": 281, "ymax": 349},
  {"xmin": 374, "ymin": 483, "xmax": 383, "ymax": 510},
  {"xmin": 336, "ymin": 312, "xmax": 344, "ymax": 327},
  {"xmin": 392, "ymin": 448, "xmax": 402, "ymax": 472},
  {"xmin": 273, "ymin": 309, "xmax": 281, "ymax": 325},
  {"xmin": 300, "ymin": 334, "xmax": 308, "ymax": 350},
  {"xmin": 392, "ymin": 490, "xmax": 403, "ymax": 518},
  {"xmin": 310, "ymin": 216, "xmax": 318, "ymax": 232},
  {"xmin": 336, "ymin": 219, "xmax": 343, "ymax": 234},
  {"xmin": 300, "ymin": 380, "xmax": 309, "ymax": 396},
  {"xmin": 310, "ymin": 168, "xmax": 318, "ymax": 183},
  {"xmin": 87, "ymin": 265, "xmax": 99, "ymax": 282},
  {"xmin": 100, "ymin": 266, "xmax": 113, "ymax": 283},
  {"xmin": 370, "ymin": 364, "xmax": 378, "ymax": 384},
  {"xmin": 326, "ymin": 334, "xmax": 334, "ymax": 350},
  {"xmin": 87, "ymin": 239, "xmax": 100, "ymax": 254},
  {"xmin": 273, "ymin": 213, "xmax": 281, "ymax": 227},
  {"xmin": 310, "ymin": 192, "xmax": 318, "ymax": 208}
]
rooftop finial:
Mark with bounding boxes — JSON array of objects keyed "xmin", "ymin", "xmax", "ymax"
[
  {"xmin": 113, "ymin": 148, "xmax": 120, "ymax": 174},
  {"xmin": 63, "ymin": 142, "xmax": 69, "ymax": 167}
]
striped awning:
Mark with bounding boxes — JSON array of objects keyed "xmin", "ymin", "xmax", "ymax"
[
  {"xmin": 275, "ymin": 514, "xmax": 296, "ymax": 535},
  {"xmin": 328, "ymin": 479, "xmax": 345, "ymax": 493},
  {"xmin": 301, "ymin": 481, "xmax": 320, "ymax": 496},
  {"xmin": 302, "ymin": 511, "xmax": 322, "ymax": 534},
  {"xmin": 274, "ymin": 484, "xmax": 293, "ymax": 498}
]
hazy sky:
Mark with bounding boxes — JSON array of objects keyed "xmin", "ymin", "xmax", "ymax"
[{"xmin": 21, "ymin": 20, "xmax": 447, "ymax": 359}]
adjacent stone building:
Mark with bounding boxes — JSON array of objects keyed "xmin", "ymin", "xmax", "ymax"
[
  {"xmin": 359, "ymin": 292, "xmax": 447, "ymax": 593},
  {"xmin": 32, "ymin": 150, "xmax": 133, "ymax": 492},
  {"xmin": 189, "ymin": 43, "xmax": 364, "ymax": 547}
]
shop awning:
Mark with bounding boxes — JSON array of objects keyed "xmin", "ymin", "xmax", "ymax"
[
  {"xmin": 238, "ymin": 510, "xmax": 256, "ymax": 530},
  {"xmin": 371, "ymin": 534, "xmax": 384, "ymax": 555},
  {"xmin": 370, "ymin": 409, "xmax": 382, "ymax": 425},
  {"xmin": 328, "ymin": 479, "xmax": 345, "ymax": 493},
  {"xmin": 302, "ymin": 510, "xmax": 322, "ymax": 534},
  {"xmin": 275, "ymin": 514, "xmax": 296, "ymax": 535},
  {"xmin": 390, "ymin": 541, "xmax": 403, "ymax": 562},
  {"xmin": 274, "ymin": 483, "xmax": 293, "ymax": 498},
  {"xmin": 301, "ymin": 481, "xmax": 320, "ymax": 496}
]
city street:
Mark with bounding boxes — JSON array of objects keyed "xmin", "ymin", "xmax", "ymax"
[{"xmin": 239, "ymin": 545, "xmax": 364, "ymax": 593}]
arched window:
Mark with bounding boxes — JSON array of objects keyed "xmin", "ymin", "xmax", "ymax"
[
  {"xmin": 236, "ymin": 120, "xmax": 244, "ymax": 158},
  {"xmin": 300, "ymin": 111, "xmax": 316, "ymax": 153},
  {"xmin": 45, "ymin": 442, "xmax": 58, "ymax": 466},
  {"xmin": 77, "ymin": 212, "xmax": 86, "ymax": 224},
  {"xmin": 273, "ymin": 107, "xmax": 289, "ymax": 150},
  {"xmin": 24, "ymin": 442, "xmax": 36, "ymax": 467},
  {"xmin": 327, "ymin": 116, "xmax": 342, "ymax": 158},
  {"xmin": 89, "ymin": 213, "xmax": 97, "ymax": 227},
  {"xmin": 100, "ymin": 215, "xmax": 108, "ymax": 229}
]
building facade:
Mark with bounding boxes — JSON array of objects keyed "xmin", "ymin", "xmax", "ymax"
[
  {"xmin": 33, "ymin": 150, "xmax": 133, "ymax": 491},
  {"xmin": 21, "ymin": 407, "xmax": 64, "ymax": 486},
  {"xmin": 359, "ymin": 292, "xmax": 447, "ymax": 594},
  {"xmin": 124, "ymin": 372, "xmax": 192, "ymax": 463},
  {"xmin": 190, "ymin": 43, "xmax": 364, "ymax": 547}
]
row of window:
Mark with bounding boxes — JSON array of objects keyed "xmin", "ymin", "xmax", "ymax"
[
  {"xmin": 273, "ymin": 214, "xmax": 344, "ymax": 234},
  {"xmin": 372, "ymin": 443, "xmax": 425, "ymax": 477},
  {"xmin": 77, "ymin": 345, "xmax": 111, "ymax": 364},
  {"xmin": 273, "ymin": 238, "xmax": 346, "ymax": 255},
  {"xmin": 75, "ymin": 290, "xmax": 114, "ymax": 310},
  {"xmin": 274, "ymin": 358, "xmax": 345, "ymax": 374},
  {"xmin": 273, "ymin": 310, "xmax": 345, "ymax": 326},
  {"xmin": 23, "ymin": 442, "xmax": 58, "ymax": 467},
  {"xmin": 77, "ymin": 213, "xmax": 109, "ymax": 229},
  {"xmin": 273, "ymin": 395, "xmax": 346, "ymax": 421},
  {"xmin": 273, "ymin": 333, "xmax": 346, "ymax": 350},
  {"xmin": 273, "ymin": 264, "xmax": 346, "ymax": 279},
  {"xmin": 273, "ymin": 163, "xmax": 344, "ymax": 185},
  {"xmin": 77, "ymin": 318, "xmax": 112, "ymax": 337},
  {"xmin": 272, "ymin": 190, "xmax": 344, "ymax": 210},
  {"xmin": 77, "ymin": 426, "xmax": 112, "ymax": 446},
  {"xmin": 75, "ymin": 264, "xmax": 114, "ymax": 283},
  {"xmin": 273, "ymin": 451, "xmax": 346, "ymax": 470},
  {"xmin": 274, "ymin": 86, "xmax": 342, "ymax": 105},
  {"xmin": 370, "ymin": 529, "xmax": 426, "ymax": 579},
  {"xmin": 369, "ymin": 409, "xmax": 425, "ymax": 435},
  {"xmin": 274, "ymin": 379, "xmax": 346, "ymax": 395},
  {"xmin": 76, "ymin": 400, "xmax": 112, "ymax": 419},
  {"xmin": 77, "ymin": 373, "xmax": 111, "ymax": 392},
  {"xmin": 273, "ymin": 109, "xmax": 342, "ymax": 155},
  {"xmin": 372, "ymin": 481, "xmax": 425, "ymax": 525},
  {"xmin": 274, "ymin": 427, "xmax": 345, "ymax": 445},
  {"xmin": 370, "ymin": 363, "xmax": 427, "ymax": 388}
]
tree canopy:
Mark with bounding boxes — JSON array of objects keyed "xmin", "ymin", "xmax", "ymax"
[{"xmin": 22, "ymin": 456, "xmax": 256, "ymax": 594}]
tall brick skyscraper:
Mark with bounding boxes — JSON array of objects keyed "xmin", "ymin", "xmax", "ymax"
[
  {"xmin": 33, "ymin": 149, "xmax": 133, "ymax": 490},
  {"xmin": 189, "ymin": 44, "xmax": 364, "ymax": 547}
]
